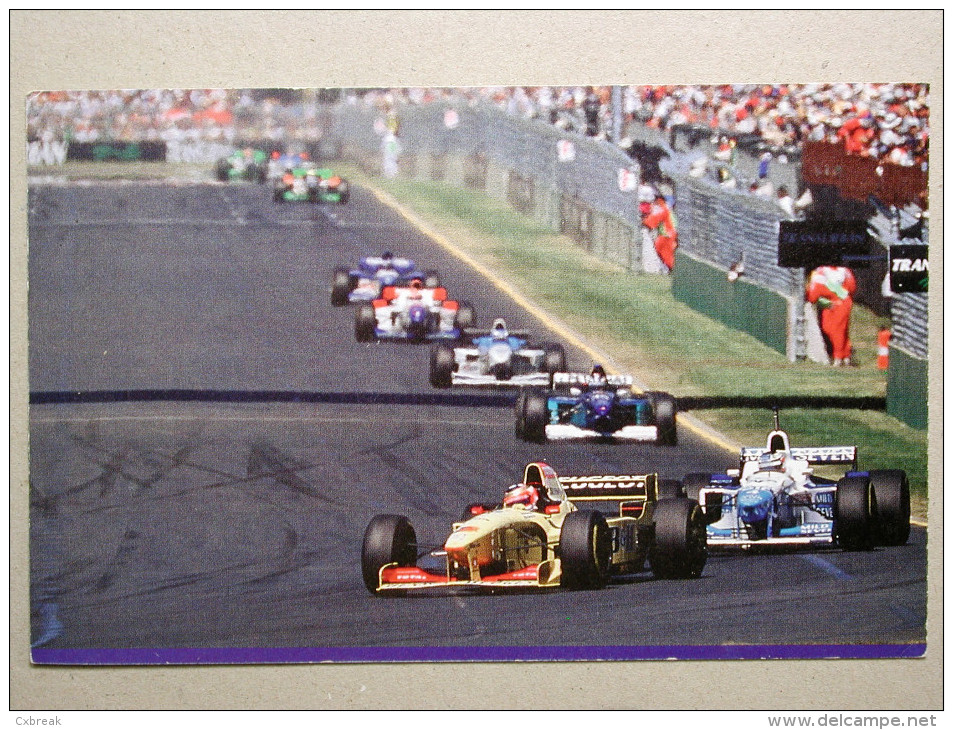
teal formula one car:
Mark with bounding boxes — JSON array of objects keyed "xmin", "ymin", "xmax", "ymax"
[
  {"xmin": 273, "ymin": 165, "xmax": 350, "ymax": 204},
  {"xmin": 215, "ymin": 148, "xmax": 268, "ymax": 183}
]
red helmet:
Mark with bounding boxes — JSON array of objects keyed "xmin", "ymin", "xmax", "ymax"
[{"xmin": 503, "ymin": 484, "xmax": 539, "ymax": 509}]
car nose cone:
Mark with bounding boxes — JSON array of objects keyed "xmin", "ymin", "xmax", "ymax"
[
  {"xmin": 488, "ymin": 343, "xmax": 511, "ymax": 365},
  {"xmin": 737, "ymin": 488, "xmax": 773, "ymax": 523}
]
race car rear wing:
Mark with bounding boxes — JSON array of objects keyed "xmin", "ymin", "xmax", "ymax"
[
  {"xmin": 559, "ymin": 474, "xmax": 655, "ymax": 517},
  {"xmin": 553, "ymin": 372, "xmax": 634, "ymax": 388},
  {"xmin": 459, "ymin": 328, "xmax": 531, "ymax": 339},
  {"xmin": 740, "ymin": 446, "xmax": 857, "ymax": 468}
]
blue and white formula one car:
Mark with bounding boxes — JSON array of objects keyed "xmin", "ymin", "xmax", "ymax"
[
  {"xmin": 354, "ymin": 278, "xmax": 475, "ymax": 343},
  {"xmin": 332, "ymin": 252, "xmax": 439, "ymax": 306},
  {"xmin": 682, "ymin": 411, "xmax": 911, "ymax": 551},
  {"xmin": 429, "ymin": 318, "xmax": 567, "ymax": 388},
  {"xmin": 515, "ymin": 366, "xmax": 677, "ymax": 445}
]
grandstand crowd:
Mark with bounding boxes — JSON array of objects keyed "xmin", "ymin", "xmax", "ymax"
[
  {"xmin": 28, "ymin": 84, "xmax": 930, "ymax": 171},
  {"xmin": 356, "ymin": 84, "xmax": 929, "ymax": 170}
]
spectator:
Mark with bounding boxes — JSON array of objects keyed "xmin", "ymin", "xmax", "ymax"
[{"xmin": 776, "ymin": 186, "xmax": 795, "ymax": 216}]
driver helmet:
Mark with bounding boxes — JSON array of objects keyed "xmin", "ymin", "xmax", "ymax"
[
  {"xmin": 758, "ymin": 451, "xmax": 786, "ymax": 472},
  {"xmin": 491, "ymin": 318, "xmax": 509, "ymax": 340},
  {"xmin": 590, "ymin": 363, "xmax": 608, "ymax": 387},
  {"xmin": 503, "ymin": 483, "xmax": 540, "ymax": 509},
  {"xmin": 409, "ymin": 277, "xmax": 424, "ymax": 290}
]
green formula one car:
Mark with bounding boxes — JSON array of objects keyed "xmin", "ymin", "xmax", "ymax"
[
  {"xmin": 272, "ymin": 166, "xmax": 350, "ymax": 204},
  {"xmin": 215, "ymin": 148, "xmax": 268, "ymax": 183}
]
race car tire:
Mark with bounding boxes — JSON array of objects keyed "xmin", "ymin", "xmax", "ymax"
[
  {"xmin": 541, "ymin": 342, "xmax": 567, "ymax": 376},
  {"xmin": 834, "ymin": 475, "xmax": 878, "ymax": 551},
  {"xmin": 514, "ymin": 390, "xmax": 527, "ymax": 436},
  {"xmin": 215, "ymin": 159, "xmax": 230, "ymax": 182},
  {"xmin": 519, "ymin": 390, "xmax": 549, "ymax": 443},
  {"xmin": 868, "ymin": 469, "xmax": 911, "ymax": 546},
  {"xmin": 455, "ymin": 302, "xmax": 476, "ymax": 331},
  {"xmin": 647, "ymin": 391, "xmax": 678, "ymax": 446},
  {"xmin": 429, "ymin": 344, "xmax": 455, "ymax": 388},
  {"xmin": 249, "ymin": 164, "xmax": 265, "ymax": 184},
  {"xmin": 331, "ymin": 268, "xmax": 353, "ymax": 306},
  {"xmin": 559, "ymin": 510, "xmax": 612, "ymax": 590},
  {"xmin": 657, "ymin": 479, "xmax": 685, "ymax": 500},
  {"xmin": 648, "ymin": 498, "xmax": 707, "ymax": 579},
  {"xmin": 424, "ymin": 270, "xmax": 441, "ymax": 289},
  {"xmin": 361, "ymin": 514, "xmax": 417, "ymax": 594},
  {"xmin": 273, "ymin": 187, "xmax": 285, "ymax": 203},
  {"xmin": 682, "ymin": 473, "xmax": 722, "ymax": 524},
  {"xmin": 355, "ymin": 304, "xmax": 377, "ymax": 342}
]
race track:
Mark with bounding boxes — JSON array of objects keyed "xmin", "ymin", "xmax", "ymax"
[{"xmin": 27, "ymin": 179, "xmax": 927, "ymax": 661}]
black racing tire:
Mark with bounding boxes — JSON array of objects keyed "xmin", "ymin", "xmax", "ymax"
[
  {"xmin": 682, "ymin": 472, "xmax": 722, "ymax": 524},
  {"xmin": 331, "ymin": 267, "xmax": 353, "ymax": 306},
  {"xmin": 361, "ymin": 514, "xmax": 417, "ymax": 594},
  {"xmin": 273, "ymin": 187, "xmax": 285, "ymax": 203},
  {"xmin": 647, "ymin": 391, "xmax": 678, "ymax": 446},
  {"xmin": 541, "ymin": 342, "xmax": 567, "ymax": 376},
  {"xmin": 337, "ymin": 180, "xmax": 350, "ymax": 203},
  {"xmin": 648, "ymin": 498, "xmax": 707, "ymax": 579},
  {"xmin": 834, "ymin": 475, "xmax": 878, "ymax": 551},
  {"xmin": 520, "ymin": 389, "xmax": 549, "ymax": 443},
  {"xmin": 429, "ymin": 344, "xmax": 455, "ymax": 388},
  {"xmin": 215, "ymin": 159, "xmax": 230, "ymax": 182},
  {"xmin": 355, "ymin": 303, "xmax": 377, "ymax": 342},
  {"xmin": 559, "ymin": 510, "xmax": 612, "ymax": 590},
  {"xmin": 869, "ymin": 469, "xmax": 911, "ymax": 546},
  {"xmin": 455, "ymin": 301, "xmax": 476, "ymax": 330},
  {"xmin": 424, "ymin": 270, "xmax": 441, "ymax": 289},
  {"xmin": 657, "ymin": 479, "xmax": 685, "ymax": 500},
  {"xmin": 514, "ymin": 390, "xmax": 528, "ymax": 437}
]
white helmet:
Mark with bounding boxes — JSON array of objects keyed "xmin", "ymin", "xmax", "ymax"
[{"xmin": 491, "ymin": 318, "xmax": 509, "ymax": 340}]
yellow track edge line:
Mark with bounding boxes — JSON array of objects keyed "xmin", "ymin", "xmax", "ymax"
[{"xmin": 366, "ymin": 183, "xmax": 740, "ymax": 454}]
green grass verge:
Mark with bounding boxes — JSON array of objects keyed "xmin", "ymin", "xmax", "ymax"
[{"xmin": 28, "ymin": 161, "xmax": 210, "ymax": 181}]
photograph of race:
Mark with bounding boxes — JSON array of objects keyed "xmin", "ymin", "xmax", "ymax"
[{"xmin": 25, "ymin": 81, "xmax": 930, "ymax": 670}]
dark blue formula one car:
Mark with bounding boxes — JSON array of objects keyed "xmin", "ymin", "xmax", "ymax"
[
  {"xmin": 515, "ymin": 366, "xmax": 677, "ymax": 445},
  {"xmin": 332, "ymin": 252, "xmax": 439, "ymax": 306}
]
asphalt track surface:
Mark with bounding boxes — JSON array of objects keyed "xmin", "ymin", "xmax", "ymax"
[{"xmin": 27, "ymin": 179, "xmax": 927, "ymax": 660}]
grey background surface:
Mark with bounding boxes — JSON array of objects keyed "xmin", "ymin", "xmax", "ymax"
[{"xmin": 10, "ymin": 9, "xmax": 944, "ymax": 710}]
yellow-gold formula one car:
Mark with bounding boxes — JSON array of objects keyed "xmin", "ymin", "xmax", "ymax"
[{"xmin": 361, "ymin": 462, "xmax": 706, "ymax": 594}]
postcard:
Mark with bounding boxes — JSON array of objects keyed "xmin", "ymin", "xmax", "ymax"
[{"xmin": 12, "ymin": 10, "xmax": 942, "ymax": 713}]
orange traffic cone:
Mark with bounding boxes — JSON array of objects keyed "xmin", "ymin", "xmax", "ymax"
[{"xmin": 877, "ymin": 328, "xmax": 891, "ymax": 370}]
